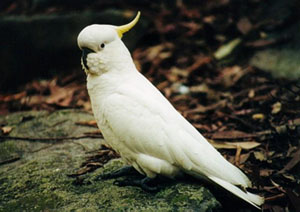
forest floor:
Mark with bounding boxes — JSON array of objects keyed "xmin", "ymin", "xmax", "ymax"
[{"xmin": 1, "ymin": 1, "xmax": 300, "ymax": 211}]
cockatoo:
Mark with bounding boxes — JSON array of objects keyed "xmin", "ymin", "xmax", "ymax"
[{"xmin": 77, "ymin": 12, "xmax": 264, "ymax": 209}]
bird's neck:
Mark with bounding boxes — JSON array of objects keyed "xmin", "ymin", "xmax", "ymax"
[{"xmin": 86, "ymin": 62, "xmax": 137, "ymax": 94}]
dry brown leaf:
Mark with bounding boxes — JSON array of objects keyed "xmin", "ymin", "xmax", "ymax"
[
  {"xmin": 260, "ymin": 169, "xmax": 274, "ymax": 177},
  {"xmin": 189, "ymin": 83, "xmax": 219, "ymax": 100},
  {"xmin": 272, "ymin": 102, "xmax": 282, "ymax": 114},
  {"xmin": 237, "ymin": 17, "xmax": 253, "ymax": 34},
  {"xmin": 184, "ymin": 100, "xmax": 226, "ymax": 114},
  {"xmin": 208, "ymin": 139, "xmax": 261, "ymax": 150},
  {"xmin": 180, "ymin": 21, "xmax": 202, "ymax": 36},
  {"xmin": 1, "ymin": 126, "xmax": 13, "ymax": 134},
  {"xmin": 239, "ymin": 153, "xmax": 251, "ymax": 164},
  {"xmin": 279, "ymin": 148, "xmax": 300, "ymax": 173},
  {"xmin": 84, "ymin": 130, "xmax": 102, "ymax": 136},
  {"xmin": 0, "ymin": 91, "xmax": 26, "ymax": 102},
  {"xmin": 186, "ymin": 56, "xmax": 211, "ymax": 73},
  {"xmin": 76, "ymin": 120, "xmax": 98, "ymax": 128},
  {"xmin": 210, "ymin": 130, "xmax": 258, "ymax": 140},
  {"xmin": 145, "ymin": 43, "xmax": 174, "ymax": 61},
  {"xmin": 245, "ymin": 39, "xmax": 277, "ymax": 48},
  {"xmin": 46, "ymin": 81, "xmax": 79, "ymax": 107},
  {"xmin": 248, "ymin": 89, "xmax": 255, "ymax": 98},
  {"xmin": 252, "ymin": 113, "xmax": 265, "ymax": 120},
  {"xmin": 217, "ymin": 66, "xmax": 245, "ymax": 87},
  {"xmin": 254, "ymin": 151, "xmax": 266, "ymax": 161}
]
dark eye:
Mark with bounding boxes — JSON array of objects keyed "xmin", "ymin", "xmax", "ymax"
[{"xmin": 100, "ymin": 43, "xmax": 105, "ymax": 48}]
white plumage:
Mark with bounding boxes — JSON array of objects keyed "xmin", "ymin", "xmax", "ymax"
[{"xmin": 77, "ymin": 12, "xmax": 264, "ymax": 209}]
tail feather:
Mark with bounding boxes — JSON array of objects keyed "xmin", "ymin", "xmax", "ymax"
[{"xmin": 208, "ymin": 175, "xmax": 264, "ymax": 209}]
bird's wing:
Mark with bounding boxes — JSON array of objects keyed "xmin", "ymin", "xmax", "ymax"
[{"xmin": 102, "ymin": 72, "xmax": 250, "ymax": 187}]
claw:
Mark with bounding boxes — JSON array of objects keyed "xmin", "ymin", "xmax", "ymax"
[
  {"xmin": 113, "ymin": 177, "xmax": 159, "ymax": 192},
  {"xmin": 95, "ymin": 166, "xmax": 137, "ymax": 180}
]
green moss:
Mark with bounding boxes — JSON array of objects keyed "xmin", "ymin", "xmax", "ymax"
[
  {"xmin": 0, "ymin": 110, "xmax": 221, "ymax": 212},
  {"xmin": 0, "ymin": 156, "xmax": 220, "ymax": 212},
  {"xmin": 3, "ymin": 192, "xmax": 62, "ymax": 212},
  {"xmin": 0, "ymin": 140, "xmax": 20, "ymax": 161}
]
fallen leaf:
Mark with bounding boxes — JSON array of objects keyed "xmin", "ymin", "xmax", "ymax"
[
  {"xmin": 239, "ymin": 152, "xmax": 251, "ymax": 164},
  {"xmin": 76, "ymin": 120, "xmax": 98, "ymax": 128},
  {"xmin": 254, "ymin": 151, "xmax": 266, "ymax": 161},
  {"xmin": 272, "ymin": 102, "xmax": 282, "ymax": 114},
  {"xmin": 208, "ymin": 139, "xmax": 261, "ymax": 150},
  {"xmin": 0, "ymin": 91, "xmax": 26, "ymax": 102},
  {"xmin": 279, "ymin": 148, "xmax": 300, "ymax": 173},
  {"xmin": 282, "ymin": 174, "xmax": 295, "ymax": 181},
  {"xmin": 210, "ymin": 130, "xmax": 258, "ymax": 140},
  {"xmin": 189, "ymin": 83, "xmax": 220, "ymax": 100},
  {"xmin": 203, "ymin": 15, "xmax": 216, "ymax": 24},
  {"xmin": 1, "ymin": 126, "xmax": 13, "ymax": 134},
  {"xmin": 248, "ymin": 89, "xmax": 255, "ymax": 98},
  {"xmin": 218, "ymin": 66, "xmax": 245, "ymax": 88},
  {"xmin": 260, "ymin": 169, "xmax": 274, "ymax": 177},
  {"xmin": 214, "ymin": 38, "xmax": 242, "ymax": 60},
  {"xmin": 186, "ymin": 56, "xmax": 211, "ymax": 73},
  {"xmin": 252, "ymin": 113, "xmax": 265, "ymax": 120},
  {"xmin": 46, "ymin": 79, "xmax": 79, "ymax": 107},
  {"xmin": 245, "ymin": 39, "xmax": 278, "ymax": 48},
  {"xmin": 180, "ymin": 21, "xmax": 202, "ymax": 36},
  {"xmin": 184, "ymin": 100, "xmax": 226, "ymax": 114},
  {"xmin": 237, "ymin": 17, "xmax": 253, "ymax": 34},
  {"xmin": 84, "ymin": 130, "xmax": 102, "ymax": 136}
]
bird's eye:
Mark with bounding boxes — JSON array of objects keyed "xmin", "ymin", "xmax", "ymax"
[{"xmin": 100, "ymin": 43, "xmax": 105, "ymax": 49}]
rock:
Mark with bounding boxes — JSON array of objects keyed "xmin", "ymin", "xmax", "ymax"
[
  {"xmin": 0, "ymin": 110, "xmax": 221, "ymax": 211},
  {"xmin": 249, "ymin": 0, "xmax": 300, "ymax": 80},
  {"xmin": 250, "ymin": 46, "xmax": 300, "ymax": 80}
]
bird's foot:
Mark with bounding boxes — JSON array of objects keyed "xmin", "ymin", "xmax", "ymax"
[
  {"xmin": 95, "ymin": 166, "xmax": 138, "ymax": 180},
  {"xmin": 114, "ymin": 177, "xmax": 159, "ymax": 192}
]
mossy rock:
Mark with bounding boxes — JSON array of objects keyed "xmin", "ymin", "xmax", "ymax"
[
  {"xmin": 0, "ymin": 110, "xmax": 221, "ymax": 212},
  {"xmin": 0, "ymin": 158, "xmax": 221, "ymax": 212}
]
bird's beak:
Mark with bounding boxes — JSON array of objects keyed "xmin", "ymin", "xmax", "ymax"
[
  {"xmin": 115, "ymin": 11, "xmax": 141, "ymax": 38},
  {"xmin": 81, "ymin": 47, "xmax": 95, "ymax": 70}
]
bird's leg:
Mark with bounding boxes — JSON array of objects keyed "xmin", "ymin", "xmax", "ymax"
[
  {"xmin": 113, "ymin": 177, "xmax": 159, "ymax": 192},
  {"xmin": 95, "ymin": 166, "xmax": 138, "ymax": 180}
]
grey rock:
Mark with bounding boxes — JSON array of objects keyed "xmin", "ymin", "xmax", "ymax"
[{"xmin": 0, "ymin": 110, "xmax": 221, "ymax": 211}]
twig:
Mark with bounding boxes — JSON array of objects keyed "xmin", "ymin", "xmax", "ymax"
[
  {"xmin": 234, "ymin": 146, "xmax": 242, "ymax": 166},
  {"xmin": 0, "ymin": 134, "xmax": 103, "ymax": 143},
  {"xmin": 265, "ymin": 193, "xmax": 286, "ymax": 202}
]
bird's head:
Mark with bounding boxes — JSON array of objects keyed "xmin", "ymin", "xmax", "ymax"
[{"xmin": 77, "ymin": 12, "xmax": 140, "ymax": 75}]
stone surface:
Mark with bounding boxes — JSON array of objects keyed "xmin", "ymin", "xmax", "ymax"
[
  {"xmin": 0, "ymin": 110, "xmax": 221, "ymax": 211},
  {"xmin": 249, "ymin": 0, "xmax": 300, "ymax": 80}
]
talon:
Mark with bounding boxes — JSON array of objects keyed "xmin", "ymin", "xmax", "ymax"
[
  {"xmin": 112, "ymin": 177, "xmax": 160, "ymax": 192},
  {"xmin": 95, "ymin": 166, "xmax": 137, "ymax": 180},
  {"xmin": 140, "ymin": 177, "xmax": 159, "ymax": 192}
]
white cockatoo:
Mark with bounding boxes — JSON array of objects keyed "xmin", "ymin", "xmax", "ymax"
[{"xmin": 77, "ymin": 12, "xmax": 264, "ymax": 209}]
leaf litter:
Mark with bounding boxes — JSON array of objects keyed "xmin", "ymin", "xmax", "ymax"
[{"xmin": 1, "ymin": 0, "xmax": 300, "ymax": 211}]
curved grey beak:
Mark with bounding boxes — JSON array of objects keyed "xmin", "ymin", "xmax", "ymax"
[{"xmin": 81, "ymin": 47, "xmax": 95, "ymax": 70}]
